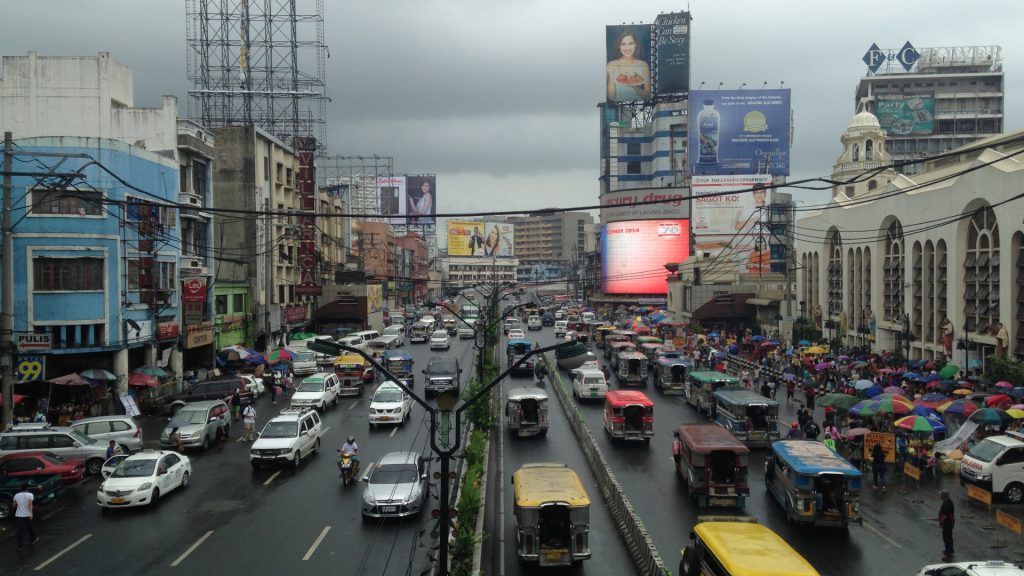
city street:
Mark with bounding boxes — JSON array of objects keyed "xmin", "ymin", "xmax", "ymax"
[{"xmin": 1, "ymin": 337, "xmax": 478, "ymax": 575}]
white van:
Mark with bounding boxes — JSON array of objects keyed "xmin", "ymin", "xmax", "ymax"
[
  {"xmin": 337, "ymin": 334, "xmax": 367, "ymax": 351},
  {"xmin": 303, "ymin": 336, "xmax": 337, "ymax": 365},
  {"xmin": 581, "ymin": 311, "xmax": 596, "ymax": 323},
  {"xmin": 290, "ymin": 349, "xmax": 318, "ymax": 376},
  {"xmin": 571, "ymin": 368, "xmax": 608, "ymax": 400},
  {"xmin": 527, "ymin": 315, "xmax": 542, "ymax": 331},
  {"xmin": 961, "ymin": 432, "xmax": 1024, "ymax": 502},
  {"xmin": 351, "ymin": 330, "xmax": 381, "ymax": 345},
  {"xmin": 383, "ymin": 324, "xmax": 405, "ymax": 346}
]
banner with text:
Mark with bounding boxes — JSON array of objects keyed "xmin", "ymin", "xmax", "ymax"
[
  {"xmin": 875, "ymin": 93, "xmax": 934, "ymax": 136},
  {"xmin": 654, "ymin": 12, "xmax": 690, "ymax": 95},
  {"xmin": 447, "ymin": 220, "xmax": 514, "ymax": 257},
  {"xmin": 600, "ymin": 187, "xmax": 689, "ymax": 223},
  {"xmin": 688, "ymin": 89, "xmax": 792, "ymax": 176}
]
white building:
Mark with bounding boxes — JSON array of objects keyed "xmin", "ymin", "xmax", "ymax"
[
  {"xmin": 441, "ymin": 257, "xmax": 518, "ymax": 289},
  {"xmin": 796, "ymin": 110, "xmax": 1024, "ymax": 366}
]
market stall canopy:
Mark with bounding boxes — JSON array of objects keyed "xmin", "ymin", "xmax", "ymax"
[
  {"xmin": 132, "ymin": 366, "xmax": 168, "ymax": 378},
  {"xmin": 79, "ymin": 369, "xmax": 117, "ymax": 381},
  {"xmin": 48, "ymin": 373, "xmax": 90, "ymax": 386},
  {"xmin": 128, "ymin": 373, "xmax": 160, "ymax": 387}
]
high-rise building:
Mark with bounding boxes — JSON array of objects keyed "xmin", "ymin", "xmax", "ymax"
[
  {"xmin": 508, "ymin": 211, "xmax": 593, "ymax": 282},
  {"xmin": 855, "ymin": 45, "xmax": 1003, "ymax": 175}
]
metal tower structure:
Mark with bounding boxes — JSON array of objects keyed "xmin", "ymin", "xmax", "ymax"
[{"xmin": 185, "ymin": 0, "xmax": 328, "ymax": 149}]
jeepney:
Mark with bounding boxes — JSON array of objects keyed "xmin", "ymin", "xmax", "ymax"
[
  {"xmin": 507, "ymin": 339, "xmax": 536, "ymax": 376},
  {"xmin": 685, "ymin": 371, "xmax": 740, "ymax": 416},
  {"xmin": 765, "ymin": 440, "xmax": 863, "ymax": 528},
  {"xmin": 654, "ymin": 351, "xmax": 691, "ymax": 395},
  {"xmin": 333, "ymin": 355, "xmax": 371, "ymax": 396},
  {"xmin": 603, "ymin": 390, "xmax": 654, "ymax": 443},
  {"xmin": 409, "ymin": 321, "xmax": 431, "ymax": 343},
  {"xmin": 608, "ymin": 341, "xmax": 638, "ymax": 370},
  {"xmin": 639, "ymin": 342, "xmax": 665, "ymax": 367},
  {"xmin": 505, "ymin": 388, "xmax": 549, "ymax": 438},
  {"xmin": 603, "ymin": 333, "xmax": 633, "ymax": 359},
  {"xmin": 712, "ymin": 387, "xmax": 780, "ymax": 448},
  {"xmin": 594, "ymin": 325, "xmax": 616, "ymax": 348},
  {"xmin": 511, "ymin": 463, "xmax": 591, "ymax": 567},
  {"xmin": 616, "ymin": 350, "xmax": 648, "ymax": 386},
  {"xmin": 382, "ymin": 349, "xmax": 414, "ymax": 387},
  {"xmin": 672, "ymin": 424, "xmax": 750, "ymax": 507}
]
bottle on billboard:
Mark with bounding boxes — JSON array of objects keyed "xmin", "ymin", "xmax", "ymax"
[{"xmin": 697, "ymin": 100, "xmax": 720, "ymax": 166}]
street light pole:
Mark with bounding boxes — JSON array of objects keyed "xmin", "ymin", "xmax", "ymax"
[
  {"xmin": 427, "ymin": 296, "xmax": 527, "ymax": 386},
  {"xmin": 2, "ymin": 132, "xmax": 14, "ymax": 428}
]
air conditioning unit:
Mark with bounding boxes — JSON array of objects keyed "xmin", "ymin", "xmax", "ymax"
[{"xmin": 184, "ymin": 258, "xmax": 204, "ymax": 270}]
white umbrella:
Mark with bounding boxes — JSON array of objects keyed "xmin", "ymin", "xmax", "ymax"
[{"xmin": 854, "ymin": 379, "xmax": 875, "ymax": 390}]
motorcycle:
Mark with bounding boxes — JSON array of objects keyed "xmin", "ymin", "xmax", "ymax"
[{"xmin": 338, "ymin": 451, "xmax": 359, "ymax": 486}]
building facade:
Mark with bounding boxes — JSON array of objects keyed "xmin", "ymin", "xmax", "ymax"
[
  {"xmin": 509, "ymin": 211, "xmax": 592, "ymax": 282},
  {"xmin": 441, "ymin": 257, "xmax": 519, "ymax": 288}
]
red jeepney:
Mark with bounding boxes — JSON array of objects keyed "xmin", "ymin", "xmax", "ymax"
[
  {"xmin": 603, "ymin": 390, "xmax": 654, "ymax": 443},
  {"xmin": 672, "ymin": 423, "xmax": 750, "ymax": 508}
]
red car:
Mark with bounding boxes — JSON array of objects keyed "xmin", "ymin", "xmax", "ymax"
[{"xmin": 0, "ymin": 451, "xmax": 86, "ymax": 486}]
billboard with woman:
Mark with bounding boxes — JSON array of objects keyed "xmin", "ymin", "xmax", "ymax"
[
  {"xmin": 405, "ymin": 175, "xmax": 436, "ymax": 225},
  {"xmin": 606, "ymin": 25, "xmax": 652, "ymax": 102}
]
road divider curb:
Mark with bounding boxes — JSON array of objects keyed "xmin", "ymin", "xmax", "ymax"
[{"xmin": 544, "ymin": 355, "xmax": 669, "ymax": 575}]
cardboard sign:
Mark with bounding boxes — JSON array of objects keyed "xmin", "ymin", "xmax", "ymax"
[
  {"xmin": 967, "ymin": 483, "xmax": 993, "ymax": 506},
  {"xmin": 903, "ymin": 462, "xmax": 920, "ymax": 481},
  {"xmin": 863, "ymin": 432, "xmax": 896, "ymax": 464}
]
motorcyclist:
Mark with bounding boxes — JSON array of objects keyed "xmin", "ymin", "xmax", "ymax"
[
  {"xmin": 534, "ymin": 360, "xmax": 548, "ymax": 381},
  {"xmin": 338, "ymin": 435, "xmax": 360, "ymax": 476}
]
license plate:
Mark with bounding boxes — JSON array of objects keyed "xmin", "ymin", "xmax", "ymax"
[
  {"xmin": 110, "ymin": 497, "xmax": 125, "ymax": 504},
  {"xmin": 543, "ymin": 550, "xmax": 565, "ymax": 560},
  {"xmin": 381, "ymin": 506, "xmax": 398, "ymax": 513},
  {"xmin": 708, "ymin": 497, "xmax": 734, "ymax": 506},
  {"xmin": 591, "ymin": 392, "xmax": 600, "ymax": 397}
]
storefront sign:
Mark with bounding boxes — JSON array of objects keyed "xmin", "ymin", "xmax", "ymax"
[
  {"xmin": 186, "ymin": 322, "xmax": 215, "ymax": 349},
  {"xmin": 184, "ymin": 302, "xmax": 205, "ymax": 326},
  {"xmin": 16, "ymin": 355, "xmax": 45, "ymax": 382},
  {"xmin": 182, "ymin": 277, "xmax": 208, "ymax": 304},
  {"xmin": 16, "ymin": 333, "xmax": 51, "ymax": 351},
  {"xmin": 283, "ymin": 305, "xmax": 307, "ymax": 325},
  {"xmin": 157, "ymin": 322, "xmax": 180, "ymax": 341},
  {"xmin": 221, "ymin": 314, "xmax": 245, "ymax": 331},
  {"xmin": 127, "ymin": 320, "xmax": 154, "ymax": 344},
  {"xmin": 295, "ymin": 137, "xmax": 322, "ymax": 296}
]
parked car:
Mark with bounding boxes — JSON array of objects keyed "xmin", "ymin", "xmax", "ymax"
[
  {"xmin": 96, "ymin": 450, "xmax": 191, "ymax": 509},
  {"xmin": 369, "ymin": 381, "xmax": 413, "ymax": 428},
  {"xmin": 429, "ymin": 330, "xmax": 451, "ymax": 351},
  {"xmin": 0, "ymin": 451, "xmax": 86, "ymax": 486},
  {"xmin": 159, "ymin": 400, "xmax": 231, "ymax": 451},
  {"xmin": 290, "ymin": 373, "xmax": 340, "ymax": 411},
  {"xmin": 0, "ymin": 423, "xmax": 109, "ymax": 476},
  {"xmin": 68, "ymin": 416, "xmax": 143, "ymax": 454},
  {"xmin": 0, "ymin": 463, "xmax": 65, "ymax": 520},
  {"xmin": 250, "ymin": 407, "xmax": 323, "ymax": 470},
  {"xmin": 361, "ymin": 451, "xmax": 430, "ymax": 519}
]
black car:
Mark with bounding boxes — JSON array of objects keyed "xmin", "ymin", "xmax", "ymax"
[
  {"xmin": 422, "ymin": 357, "xmax": 462, "ymax": 397},
  {"xmin": 542, "ymin": 314, "xmax": 555, "ymax": 326},
  {"xmin": 165, "ymin": 377, "xmax": 242, "ymax": 413}
]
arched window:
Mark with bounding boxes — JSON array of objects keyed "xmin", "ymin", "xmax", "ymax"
[
  {"xmin": 868, "ymin": 180, "xmax": 878, "ymax": 191},
  {"xmin": 828, "ymin": 230, "xmax": 843, "ymax": 316},
  {"xmin": 935, "ymin": 239, "xmax": 948, "ymax": 339},
  {"xmin": 912, "ymin": 241, "xmax": 923, "ymax": 339},
  {"xmin": 852, "ymin": 143, "xmax": 860, "ymax": 162},
  {"xmin": 866, "ymin": 139, "xmax": 874, "ymax": 160},
  {"xmin": 963, "ymin": 207, "xmax": 1000, "ymax": 333},
  {"xmin": 883, "ymin": 220, "xmax": 904, "ymax": 322},
  {"xmin": 847, "ymin": 247, "xmax": 856, "ymax": 321}
]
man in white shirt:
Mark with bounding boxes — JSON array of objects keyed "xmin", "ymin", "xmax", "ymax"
[
  {"xmin": 242, "ymin": 404, "xmax": 257, "ymax": 441},
  {"xmin": 14, "ymin": 483, "xmax": 39, "ymax": 550}
]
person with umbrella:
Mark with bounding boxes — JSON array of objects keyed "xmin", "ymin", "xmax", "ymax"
[{"xmin": 871, "ymin": 441, "xmax": 888, "ymax": 491}]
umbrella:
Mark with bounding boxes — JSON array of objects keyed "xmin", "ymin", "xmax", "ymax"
[
  {"xmin": 728, "ymin": 344, "xmax": 740, "ymax": 354},
  {"xmin": 79, "ymin": 368, "xmax": 117, "ymax": 381},
  {"xmin": 850, "ymin": 397, "xmax": 914, "ymax": 417},
  {"xmin": 707, "ymin": 331, "xmax": 719, "ymax": 338},
  {"xmin": 986, "ymin": 394, "xmax": 1013, "ymax": 408},
  {"xmin": 267, "ymin": 348, "xmax": 295, "ymax": 364},
  {"xmin": 1007, "ymin": 409, "xmax": 1024, "ymax": 419},
  {"xmin": 751, "ymin": 335, "xmax": 765, "ymax": 342},
  {"xmin": 970, "ymin": 408, "xmax": 1013, "ymax": 428},
  {"xmin": 884, "ymin": 386, "xmax": 905, "ymax": 395},
  {"xmin": 996, "ymin": 380, "xmax": 1014, "ymax": 389},
  {"xmin": 938, "ymin": 364, "xmax": 959, "ymax": 379},
  {"xmin": 901, "ymin": 372, "xmax": 920, "ymax": 380},
  {"xmin": 128, "ymin": 373, "xmax": 159, "ymax": 387},
  {"xmin": 760, "ymin": 341, "xmax": 779, "ymax": 348},
  {"xmin": 845, "ymin": 427, "xmax": 871, "ymax": 438},
  {"xmin": 817, "ymin": 393, "xmax": 860, "ymax": 411},
  {"xmin": 854, "ymin": 379, "xmax": 875, "ymax": 390},
  {"xmin": 1008, "ymin": 388, "xmax": 1024, "ymax": 399},
  {"xmin": 133, "ymin": 365, "xmax": 168, "ymax": 378},
  {"xmin": 805, "ymin": 346, "xmax": 828, "ymax": 354},
  {"xmin": 270, "ymin": 363, "xmax": 291, "ymax": 372},
  {"xmin": 783, "ymin": 373, "xmax": 797, "ymax": 381},
  {"xmin": 853, "ymin": 361, "xmax": 870, "ymax": 368},
  {"xmin": 220, "ymin": 344, "xmax": 249, "ymax": 355},
  {"xmin": 952, "ymin": 388, "xmax": 973, "ymax": 396},
  {"xmin": 895, "ymin": 415, "xmax": 941, "ymax": 433},
  {"xmin": 937, "ymin": 399, "xmax": 978, "ymax": 417},
  {"xmin": 798, "ymin": 340, "xmax": 811, "ymax": 346},
  {"xmin": 909, "ymin": 405, "xmax": 940, "ymax": 418},
  {"xmin": 48, "ymin": 373, "xmax": 90, "ymax": 386},
  {"xmin": 864, "ymin": 385, "xmax": 885, "ymax": 398},
  {"xmin": 0, "ymin": 394, "xmax": 26, "ymax": 407},
  {"xmin": 814, "ymin": 362, "xmax": 832, "ymax": 370},
  {"xmin": 923, "ymin": 374, "xmax": 942, "ymax": 383},
  {"xmin": 244, "ymin": 353, "xmax": 269, "ymax": 366}
]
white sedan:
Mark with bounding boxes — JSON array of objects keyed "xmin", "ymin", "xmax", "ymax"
[
  {"xmin": 97, "ymin": 450, "xmax": 191, "ymax": 509},
  {"xmin": 507, "ymin": 329, "xmax": 526, "ymax": 340}
]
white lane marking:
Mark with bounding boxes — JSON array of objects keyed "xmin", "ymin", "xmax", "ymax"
[
  {"xmin": 263, "ymin": 470, "xmax": 282, "ymax": 486},
  {"xmin": 302, "ymin": 526, "xmax": 332, "ymax": 561},
  {"xmin": 34, "ymin": 533, "xmax": 91, "ymax": 571},
  {"xmin": 863, "ymin": 521, "xmax": 904, "ymax": 549},
  {"xmin": 170, "ymin": 530, "xmax": 214, "ymax": 567},
  {"xmin": 348, "ymin": 401, "xmax": 359, "ymax": 410},
  {"xmin": 389, "ymin": 426, "xmax": 399, "ymax": 438},
  {"xmin": 361, "ymin": 462, "xmax": 375, "ymax": 481},
  {"xmin": 322, "ymin": 426, "xmax": 331, "ymax": 435},
  {"xmin": 40, "ymin": 505, "xmax": 65, "ymax": 521}
]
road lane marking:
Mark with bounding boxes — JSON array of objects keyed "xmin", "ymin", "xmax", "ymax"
[
  {"xmin": 348, "ymin": 401, "xmax": 359, "ymax": 410},
  {"xmin": 863, "ymin": 521, "xmax": 903, "ymax": 549},
  {"xmin": 302, "ymin": 526, "xmax": 331, "ymax": 560},
  {"xmin": 170, "ymin": 530, "xmax": 214, "ymax": 566},
  {"xmin": 263, "ymin": 470, "xmax": 282, "ymax": 486},
  {"xmin": 389, "ymin": 426, "xmax": 398, "ymax": 438},
  {"xmin": 40, "ymin": 505, "xmax": 65, "ymax": 521},
  {"xmin": 34, "ymin": 533, "xmax": 91, "ymax": 571}
]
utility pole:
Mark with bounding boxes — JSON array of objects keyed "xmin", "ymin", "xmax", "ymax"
[
  {"xmin": 2, "ymin": 132, "xmax": 14, "ymax": 428},
  {"xmin": 264, "ymin": 197, "xmax": 273, "ymax": 352}
]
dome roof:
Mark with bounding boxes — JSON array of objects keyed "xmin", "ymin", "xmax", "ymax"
[{"xmin": 848, "ymin": 111, "xmax": 881, "ymax": 130}]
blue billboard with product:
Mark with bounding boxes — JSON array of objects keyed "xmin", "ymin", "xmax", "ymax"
[{"xmin": 688, "ymin": 89, "xmax": 792, "ymax": 176}]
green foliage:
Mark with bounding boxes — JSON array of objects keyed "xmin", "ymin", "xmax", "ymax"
[
  {"xmin": 450, "ymin": 430, "xmax": 488, "ymax": 576},
  {"xmin": 987, "ymin": 356, "xmax": 1024, "ymax": 386}
]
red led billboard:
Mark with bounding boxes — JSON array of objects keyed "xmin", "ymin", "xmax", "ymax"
[{"xmin": 601, "ymin": 219, "xmax": 690, "ymax": 294}]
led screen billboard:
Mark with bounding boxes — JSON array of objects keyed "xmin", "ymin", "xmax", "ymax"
[
  {"xmin": 688, "ymin": 89, "xmax": 792, "ymax": 176},
  {"xmin": 875, "ymin": 94, "xmax": 934, "ymax": 136},
  {"xmin": 606, "ymin": 25, "xmax": 653, "ymax": 103},
  {"xmin": 447, "ymin": 220, "xmax": 514, "ymax": 257},
  {"xmin": 601, "ymin": 219, "xmax": 690, "ymax": 294},
  {"xmin": 654, "ymin": 12, "xmax": 690, "ymax": 95}
]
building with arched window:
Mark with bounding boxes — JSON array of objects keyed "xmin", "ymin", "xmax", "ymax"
[{"xmin": 797, "ymin": 112, "xmax": 1024, "ymax": 367}]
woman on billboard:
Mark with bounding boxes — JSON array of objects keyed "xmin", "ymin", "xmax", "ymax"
[
  {"xmin": 484, "ymin": 225, "xmax": 502, "ymax": 256},
  {"xmin": 407, "ymin": 178, "xmax": 434, "ymax": 225},
  {"xmin": 606, "ymin": 28, "xmax": 651, "ymax": 102}
]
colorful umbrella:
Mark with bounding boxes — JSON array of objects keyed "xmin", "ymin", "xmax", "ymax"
[
  {"xmin": 884, "ymin": 386, "xmax": 905, "ymax": 395},
  {"xmin": 128, "ymin": 373, "xmax": 159, "ymax": 387},
  {"xmin": 970, "ymin": 408, "xmax": 1013, "ymax": 427},
  {"xmin": 849, "ymin": 397, "xmax": 914, "ymax": 417},
  {"xmin": 805, "ymin": 346, "xmax": 828, "ymax": 354},
  {"xmin": 267, "ymin": 348, "xmax": 295, "ymax": 364},
  {"xmin": 1007, "ymin": 409, "xmax": 1024, "ymax": 419},
  {"xmin": 48, "ymin": 373, "xmax": 89, "ymax": 386},
  {"xmin": 952, "ymin": 388, "xmax": 973, "ymax": 396},
  {"xmin": 986, "ymin": 394, "xmax": 1013, "ymax": 408},
  {"xmin": 910, "ymin": 405, "xmax": 940, "ymax": 418},
  {"xmin": 996, "ymin": 380, "xmax": 1014, "ymax": 389},
  {"xmin": 0, "ymin": 394, "xmax": 27, "ymax": 406},
  {"xmin": 864, "ymin": 385, "xmax": 885, "ymax": 398},
  {"xmin": 79, "ymin": 368, "xmax": 117, "ymax": 381},
  {"xmin": 854, "ymin": 379, "xmax": 876, "ymax": 390},
  {"xmin": 937, "ymin": 399, "xmax": 978, "ymax": 417},
  {"xmin": 938, "ymin": 364, "xmax": 959, "ymax": 379},
  {"xmin": 817, "ymin": 393, "xmax": 860, "ymax": 411},
  {"xmin": 895, "ymin": 415, "xmax": 941, "ymax": 433},
  {"xmin": 845, "ymin": 427, "xmax": 872, "ymax": 438}
]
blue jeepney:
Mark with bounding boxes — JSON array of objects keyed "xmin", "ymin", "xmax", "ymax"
[
  {"xmin": 765, "ymin": 440, "xmax": 863, "ymax": 528},
  {"xmin": 507, "ymin": 339, "xmax": 535, "ymax": 376},
  {"xmin": 712, "ymin": 387, "xmax": 780, "ymax": 448},
  {"xmin": 383, "ymin": 350, "xmax": 414, "ymax": 387},
  {"xmin": 653, "ymin": 350, "xmax": 692, "ymax": 395}
]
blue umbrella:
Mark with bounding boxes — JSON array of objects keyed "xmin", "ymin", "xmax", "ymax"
[
  {"xmin": 902, "ymin": 372, "xmax": 920, "ymax": 380},
  {"xmin": 708, "ymin": 331, "xmax": 720, "ymax": 338},
  {"xmin": 1009, "ymin": 387, "xmax": 1024, "ymax": 399},
  {"xmin": 798, "ymin": 340, "xmax": 811, "ymax": 346},
  {"xmin": 727, "ymin": 344, "xmax": 740, "ymax": 354},
  {"xmin": 922, "ymin": 393, "xmax": 948, "ymax": 402},
  {"xmin": 924, "ymin": 374, "xmax": 942, "ymax": 382},
  {"xmin": 909, "ymin": 359, "xmax": 927, "ymax": 369},
  {"xmin": 270, "ymin": 363, "xmax": 290, "ymax": 372},
  {"xmin": 925, "ymin": 417, "xmax": 947, "ymax": 433},
  {"xmin": 910, "ymin": 405, "xmax": 940, "ymax": 418},
  {"xmin": 751, "ymin": 335, "xmax": 765, "ymax": 342},
  {"xmin": 864, "ymin": 385, "xmax": 885, "ymax": 398},
  {"xmin": 244, "ymin": 353, "xmax": 269, "ymax": 366}
]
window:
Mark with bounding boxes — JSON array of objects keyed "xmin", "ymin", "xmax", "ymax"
[
  {"xmin": 215, "ymin": 295, "xmax": 228, "ymax": 316},
  {"xmin": 191, "ymin": 160, "xmax": 207, "ymax": 199},
  {"xmin": 626, "ymin": 142, "xmax": 641, "ymax": 156},
  {"xmin": 845, "ymin": 186, "xmax": 855, "ymax": 198},
  {"xmin": 155, "ymin": 261, "xmax": 176, "ymax": 291},
  {"xmin": 232, "ymin": 293, "xmax": 244, "ymax": 312},
  {"xmin": 828, "ymin": 230, "xmax": 843, "ymax": 317},
  {"xmin": 111, "ymin": 421, "xmax": 132, "ymax": 432},
  {"xmin": 851, "ymin": 143, "xmax": 859, "ymax": 162},
  {"xmin": 85, "ymin": 422, "xmax": 111, "ymax": 435},
  {"xmin": 626, "ymin": 161, "xmax": 642, "ymax": 174},
  {"xmin": 51, "ymin": 434, "xmax": 75, "ymax": 448},
  {"xmin": 883, "ymin": 220, "xmax": 904, "ymax": 321},
  {"xmin": 31, "ymin": 188, "xmax": 103, "ymax": 216},
  {"xmin": 865, "ymin": 139, "xmax": 874, "ymax": 160},
  {"xmin": 179, "ymin": 165, "xmax": 189, "ymax": 193},
  {"xmin": 964, "ymin": 207, "xmax": 999, "ymax": 335},
  {"xmin": 34, "ymin": 257, "xmax": 104, "ymax": 291},
  {"xmin": 868, "ymin": 180, "xmax": 878, "ymax": 191},
  {"xmin": 126, "ymin": 199, "xmax": 176, "ymax": 229}
]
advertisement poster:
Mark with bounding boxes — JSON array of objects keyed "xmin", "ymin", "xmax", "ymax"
[
  {"xmin": 875, "ymin": 94, "xmax": 934, "ymax": 136},
  {"xmin": 691, "ymin": 175, "xmax": 773, "ymax": 236},
  {"xmin": 688, "ymin": 89, "xmax": 792, "ymax": 176},
  {"xmin": 447, "ymin": 220, "xmax": 515, "ymax": 257},
  {"xmin": 600, "ymin": 187, "xmax": 689, "ymax": 223},
  {"xmin": 377, "ymin": 176, "xmax": 406, "ymax": 226},
  {"xmin": 405, "ymin": 175, "xmax": 436, "ymax": 226},
  {"xmin": 601, "ymin": 219, "xmax": 690, "ymax": 294},
  {"xmin": 366, "ymin": 284, "xmax": 384, "ymax": 314},
  {"xmin": 654, "ymin": 12, "xmax": 690, "ymax": 95},
  {"xmin": 606, "ymin": 25, "xmax": 653, "ymax": 103}
]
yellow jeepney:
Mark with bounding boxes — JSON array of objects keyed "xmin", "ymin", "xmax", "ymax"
[
  {"xmin": 333, "ymin": 354, "xmax": 371, "ymax": 396},
  {"xmin": 511, "ymin": 463, "xmax": 591, "ymax": 567}
]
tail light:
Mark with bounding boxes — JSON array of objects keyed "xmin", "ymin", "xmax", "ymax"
[
  {"xmin": 611, "ymin": 416, "xmax": 624, "ymax": 424},
  {"xmin": 642, "ymin": 416, "xmax": 654, "ymax": 424},
  {"xmin": 133, "ymin": 426, "xmax": 141, "ymax": 438}
]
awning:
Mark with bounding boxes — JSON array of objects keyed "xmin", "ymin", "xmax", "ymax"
[
  {"xmin": 691, "ymin": 294, "xmax": 756, "ymax": 322},
  {"xmin": 747, "ymin": 298, "xmax": 779, "ymax": 306}
]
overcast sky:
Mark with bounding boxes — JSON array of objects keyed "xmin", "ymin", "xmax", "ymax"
[{"xmin": 5, "ymin": 0, "xmax": 1023, "ymax": 216}]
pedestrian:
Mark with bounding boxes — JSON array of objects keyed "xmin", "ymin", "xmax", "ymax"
[
  {"xmin": 797, "ymin": 406, "xmax": 811, "ymax": 429},
  {"xmin": 871, "ymin": 442, "xmax": 887, "ymax": 491},
  {"xmin": 938, "ymin": 489, "xmax": 955, "ymax": 560},
  {"xmin": 804, "ymin": 385, "xmax": 817, "ymax": 412},
  {"xmin": 267, "ymin": 371, "xmax": 277, "ymax": 404},
  {"xmin": 895, "ymin": 432, "xmax": 908, "ymax": 479},
  {"xmin": 786, "ymin": 422, "xmax": 805, "ymax": 439},
  {"xmin": 760, "ymin": 380, "xmax": 772, "ymax": 399},
  {"xmin": 106, "ymin": 440, "xmax": 122, "ymax": 459},
  {"xmin": 786, "ymin": 380, "xmax": 795, "ymax": 403},
  {"xmin": 803, "ymin": 420, "xmax": 821, "ymax": 440},
  {"xmin": 242, "ymin": 403, "xmax": 257, "ymax": 442},
  {"xmin": 849, "ymin": 438, "xmax": 865, "ymax": 471},
  {"xmin": 231, "ymin": 388, "xmax": 241, "ymax": 422},
  {"xmin": 13, "ymin": 483, "xmax": 39, "ymax": 550}
]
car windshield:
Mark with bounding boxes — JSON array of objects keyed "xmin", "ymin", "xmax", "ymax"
[
  {"xmin": 429, "ymin": 361, "xmax": 456, "ymax": 373},
  {"xmin": 294, "ymin": 351, "xmax": 315, "ymax": 362},
  {"xmin": 385, "ymin": 327, "xmax": 401, "ymax": 335},
  {"xmin": 374, "ymin": 391, "xmax": 404, "ymax": 403},
  {"xmin": 111, "ymin": 459, "xmax": 156, "ymax": 478},
  {"xmin": 169, "ymin": 410, "xmax": 208, "ymax": 427},
  {"xmin": 261, "ymin": 421, "xmax": 298, "ymax": 439},
  {"xmin": 69, "ymin": 430, "xmax": 96, "ymax": 445},
  {"xmin": 968, "ymin": 439, "xmax": 1006, "ymax": 463},
  {"xmin": 297, "ymin": 380, "xmax": 325, "ymax": 392},
  {"xmin": 432, "ymin": 331, "xmax": 446, "ymax": 338},
  {"xmin": 371, "ymin": 464, "xmax": 419, "ymax": 485}
]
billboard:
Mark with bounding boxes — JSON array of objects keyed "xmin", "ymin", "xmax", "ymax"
[
  {"xmin": 376, "ymin": 175, "xmax": 436, "ymax": 225},
  {"xmin": 447, "ymin": 220, "xmax": 515, "ymax": 257},
  {"xmin": 601, "ymin": 220, "xmax": 690, "ymax": 294},
  {"xmin": 377, "ymin": 176, "xmax": 406, "ymax": 225},
  {"xmin": 654, "ymin": 12, "xmax": 690, "ymax": 95},
  {"xmin": 688, "ymin": 89, "xmax": 792, "ymax": 176},
  {"xmin": 692, "ymin": 175, "xmax": 773, "ymax": 274},
  {"xmin": 600, "ymin": 187, "xmax": 689, "ymax": 223},
  {"xmin": 875, "ymin": 94, "xmax": 934, "ymax": 136},
  {"xmin": 606, "ymin": 25, "xmax": 653, "ymax": 102}
]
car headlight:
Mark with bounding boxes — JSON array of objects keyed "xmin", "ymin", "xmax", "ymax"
[
  {"xmin": 979, "ymin": 473, "xmax": 992, "ymax": 482},
  {"xmin": 363, "ymin": 491, "xmax": 375, "ymax": 505},
  {"xmin": 137, "ymin": 482, "xmax": 153, "ymax": 492},
  {"xmin": 278, "ymin": 448, "xmax": 292, "ymax": 455},
  {"xmin": 98, "ymin": 483, "xmax": 106, "ymax": 492},
  {"xmin": 402, "ymin": 488, "xmax": 421, "ymax": 505}
]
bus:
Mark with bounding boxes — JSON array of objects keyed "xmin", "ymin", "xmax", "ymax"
[
  {"xmin": 711, "ymin": 387, "xmax": 780, "ymax": 448},
  {"xmin": 685, "ymin": 371, "xmax": 740, "ymax": 416}
]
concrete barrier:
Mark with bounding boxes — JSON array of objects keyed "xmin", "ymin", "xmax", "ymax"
[{"xmin": 542, "ymin": 355, "xmax": 669, "ymax": 576}]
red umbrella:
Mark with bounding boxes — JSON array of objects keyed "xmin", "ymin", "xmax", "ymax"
[
  {"xmin": 48, "ymin": 373, "xmax": 90, "ymax": 386},
  {"xmin": 987, "ymin": 394, "xmax": 1013, "ymax": 409},
  {"xmin": 128, "ymin": 373, "xmax": 159, "ymax": 387},
  {"xmin": 0, "ymin": 394, "xmax": 26, "ymax": 406},
  {"xmin": 996, "ymin": 380, "xmax": 1014, "ymax": 389}
]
